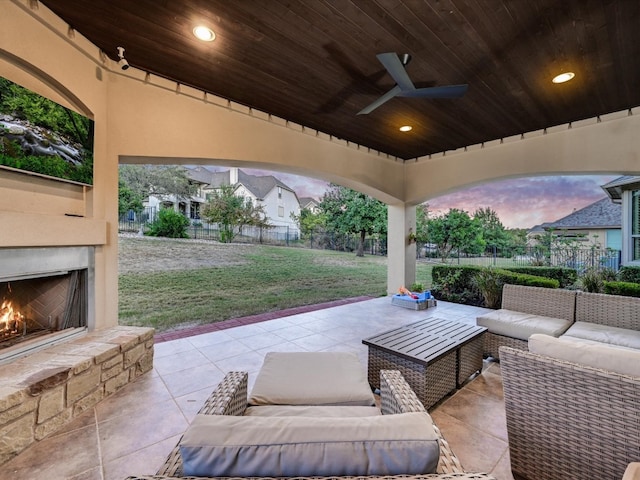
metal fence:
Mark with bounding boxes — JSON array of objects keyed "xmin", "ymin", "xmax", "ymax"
[
  {"xmin": 118, "ymin": 213, "xmax": 387, "ymax": 254},
  {"xmin": 418, "ymin": 244, "xmax": 621, "ymax": 272}
]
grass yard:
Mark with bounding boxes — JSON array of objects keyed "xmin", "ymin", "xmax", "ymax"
[{"xmin": 118, "ymin": 236, "xmax": 434, "ymax": 332}]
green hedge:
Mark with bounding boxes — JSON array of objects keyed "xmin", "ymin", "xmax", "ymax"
[
  {"xmin": 431, "ymin": 265, "xmax": 484, "ymax": 306},
  {"xmin": 503, "ymin": 266, "xmax": 577, "ymax": 288},
  {"xmin": 618, "ymin": 266, "xmax": 640, "ymax": 284},
  {"xmin": 603, "ymin": 281, "xmax": 640, "ymax": 298},
  {"xmin": 431, "ymin": 265, "xmax": 558, "ymax": 307}
]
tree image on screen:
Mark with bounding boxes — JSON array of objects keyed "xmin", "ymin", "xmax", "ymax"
[{"xmin": 0, "ymin": 76, "xmax": 94, "ymax": 185}]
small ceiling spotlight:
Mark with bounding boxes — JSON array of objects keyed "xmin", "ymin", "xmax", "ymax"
[
  {"xmin": 552, "ymin": 72, "xmax": 575, "ymax": 84},
  {"xmin": 117, "ymin": 46, "xmax": 130, "ymax": 70},
  {"xmin": 399, "ymin": 125, "xmax": 413, "ymax": 132},
  {"xmin": 193, "ymin": 25, "xmax": 216, "ymax": 42}
]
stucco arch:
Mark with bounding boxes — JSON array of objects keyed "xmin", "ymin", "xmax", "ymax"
[{"xmin": 404, "ymin": 110, "xmax": 640, "ymax": 205}]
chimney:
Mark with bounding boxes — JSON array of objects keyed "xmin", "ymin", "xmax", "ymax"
[{"xmin": 229, "ymin": 167, "xmax": 239, "ymax": 185}]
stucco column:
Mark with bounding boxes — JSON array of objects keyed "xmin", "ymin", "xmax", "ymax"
[{"xmin": 387, "ymin": 204, "xmax": 416, "ymax": 294}]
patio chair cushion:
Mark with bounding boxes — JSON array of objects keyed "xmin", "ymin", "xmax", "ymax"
[
  {"xmin": 244, "ymin": 405, "xmax": 381, "ymax": 417},
  {"xmin": 528, "ymin": 333, "xmax": 640, "ymax": 377},
  {"xmin": 179, "ymin": 411, "xmax": 440, "ymax": 477},
  {"xmin": 562, "ymin": 321, "xmax": 640, "ymax": 349},
  {"xmin": 248, "ymin": 351, "xmax": 375, "ymax": 406},
  {"xmin": 476, "ymin": 309, "xmax": 572, "ymax": 341}
]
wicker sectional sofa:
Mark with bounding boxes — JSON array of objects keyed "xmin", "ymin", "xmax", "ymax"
[
  {"xmin": 477, "ymin": 284, "xmax": 640, "ymax": 359},
  {"xmin": 501, "ymin": 346, "xmax": 640, "ymax": 480},
  {"xmin": 124, "ymin": 370, "xmax": 496, "ymax": 480}
]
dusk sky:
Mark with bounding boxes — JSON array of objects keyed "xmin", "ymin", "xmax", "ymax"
[{"xmin": 213, "ymin": 167, "xmax": 619, "ymax": 230}]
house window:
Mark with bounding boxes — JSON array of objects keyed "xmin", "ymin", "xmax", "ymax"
[
  {"xmin": 632, "ymin": 190, "xmax": 640, "ymax": 260},
  {"xmin": 278, "ymin": 206, "xmax": 284, "ymax": 217},
  {"xmin": 278, "ymin": 186, "xmax": 282, "ymax": 199},
  {"xmin": 191, "ymin": 202, "xmax": 201, "ymax": 220}
]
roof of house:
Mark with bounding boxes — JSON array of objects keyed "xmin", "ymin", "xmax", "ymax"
[
  {"xmin": 601, "ymin": 175, "xmax": 640, "ymax": 201},
  {"xmin": 299, "ymin": 197, "xmax": 318, "ymax": 208},
  {"xmin": 185, "ymin": 167, "xmax": 297, "ymax": 201},
  {"xmin": 545, "ymin": 197, "xmax": 621, "ymax": 230},
  {"xmin": 527, "ymin": 222, "xmax": 553, "ymax": 235}
]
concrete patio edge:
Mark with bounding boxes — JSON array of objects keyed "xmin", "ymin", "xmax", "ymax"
[{"xmin": 153, "ymin": 296, "xmax": 377, "ymax": 343}]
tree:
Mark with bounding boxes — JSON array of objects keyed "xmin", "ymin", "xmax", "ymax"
[
  {"xmin": 427, "ymin": 208, "xmax": 484, "ymax": 262},
  {"xmin": 473, "ymin": 207, "xmax": 510, "ymax": 251},
  {"xmin": 415, "ymin": 203, "xmax": 430, "ymax": 243},
  {"xmin": 147, "ymin": 207, "xmax": 190, "ymax": 238},
  {"xmin": 319, "ymin": 184, "xmax": 387, "ymax": 257},
  {"xmin": 201, "ymin": 184, "xmax": 270, "ymax": 243},
  {"xmin": 291, "ymin": 207, "xmax": 326, "ymax": 238},
  {"xmin": 119, "ymin": 164, "xmax": 197, "ymax": 203},
  {"xmin": 118, "ymin": 179, "xmax": 144, "ymax": 218}
]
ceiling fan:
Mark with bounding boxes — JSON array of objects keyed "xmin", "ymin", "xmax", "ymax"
[{"xmin": 357, "ymin": 53, "xmax": 468, "ymax": 115}]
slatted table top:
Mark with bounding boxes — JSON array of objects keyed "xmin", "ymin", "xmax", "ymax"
[{"xmin": 362, "ymin": 317, "xmax": 486, "ymax": 366}]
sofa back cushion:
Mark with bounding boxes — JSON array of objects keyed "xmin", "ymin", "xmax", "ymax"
[
  {"xmin": 248, "ymin": 351, "xmax": 375, "ymax": 406},
  {"xmin": 576, "ymin": 291, "xmax": 640, "ymax": 331},
  {"xmin": 528, "ymin": 333, "xmax": 640, "ymax": 377},
  {"xmin": 502, "ymin": 285, "xmax": 576, "ymax": 321},
  {"xmin": 180, "ymin": 412, "xmax": 440, "ymax": 477}
]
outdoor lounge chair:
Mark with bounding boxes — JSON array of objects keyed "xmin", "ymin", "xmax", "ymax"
[{"xmin": 124, "ymin": 369, "xmax": 496, "ymax": 480}]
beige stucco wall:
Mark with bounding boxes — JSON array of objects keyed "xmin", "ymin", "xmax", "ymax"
[{"xmin": 2, "ymin": 0, "xmax": 640, "ymax": 319}]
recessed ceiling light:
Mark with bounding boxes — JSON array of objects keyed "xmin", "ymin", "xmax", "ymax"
[
  {"xmin": 399, "ymin": 125, "xmax": 412, "ymax": 132},
  {"xmin": 193, "ymin": 26, "xmax": 216, "ymax": 42},
  {"xmin": 552, "ymin": 72, "xmax": 575, "ymax": 84}
]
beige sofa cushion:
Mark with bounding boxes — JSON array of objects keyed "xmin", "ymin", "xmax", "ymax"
[
  {"xmin": 244, "ymin": 405, "xmax": 381, "ymax": 417},
  {"xmin": 528, "ymin": 333, "xmax": 640, "ymax": 377},
  {"xmin": 180, "ymin": 412, "xmax": 440, "ymax": 477},
  {"xmin": 477, "ymin": 309, "xmax": 572, "ymax": 341},
  {"xmin": 248, "ymin": 351, "xmax": 375, "ymax": 406},
  {"xmin": 563, "ymin": 321, "xmax": 640, "ymax": 349}
]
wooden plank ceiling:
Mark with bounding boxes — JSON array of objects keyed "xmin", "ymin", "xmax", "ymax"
[{"xmin": 40, "ymin": 0, "xmax": 640, "ymax": 160}]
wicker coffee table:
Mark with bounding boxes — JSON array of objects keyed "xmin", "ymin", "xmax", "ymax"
[{"xmin": 363, "ymin": 317, "xmax": 487, "ymax": 409}]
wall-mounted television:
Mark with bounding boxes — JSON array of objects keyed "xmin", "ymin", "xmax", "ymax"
[{"xmin": 0, "ymin": 76, "xmax": 93, "ymax": 185}]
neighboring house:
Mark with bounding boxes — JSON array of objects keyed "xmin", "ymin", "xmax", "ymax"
[
  {"xmin": 298, "ymin": 197, "xmax": 320, "ymax": 214},
  {"xmin": 526, "ymin": 222, "xmax": 553, "ymax": 246},
  {"xmin": 145, "ymin": 176, "xmax": 208, "ymax": 221},
  {"xmin": 542, "ymin": 197, "xmax": 622, "ymax": 250},
  {"xmin": 602, "ymin": 176, "xmax": 640, "ymax": 265},
  {"xmin": 166, "ymin": 167, "xmax": 302, "ymax": 236}
]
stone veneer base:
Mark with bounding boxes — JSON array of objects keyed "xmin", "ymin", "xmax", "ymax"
[{"xmin": 0, "ymin": 326, "xmax": 154, "ymax": 465}]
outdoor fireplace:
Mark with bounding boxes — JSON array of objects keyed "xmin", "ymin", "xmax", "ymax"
[{"xmin": 0, "ymin": 246, "xmax": 94, "ymax": 363}]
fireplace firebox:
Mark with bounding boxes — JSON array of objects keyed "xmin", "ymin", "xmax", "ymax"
[
  {"xmin": 0, "ymin": 246, "xmax": 94, "ymax": 362},
  {"xmin": 0, "ymin": 270, "xmax": 87, "ymax": 348}
]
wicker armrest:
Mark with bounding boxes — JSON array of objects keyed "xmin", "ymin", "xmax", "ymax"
[
  {"xmin": 156, "ymin": 371, "xmax": 248, "ymax": 477},
  {"xmin": 380, "ymin": 369, "xmax": 426, "ymax": 414},
  {"xmin": 197, "ymin": 371, "xmax": 248, "ymax": 416},
  {"xmin": 379, "ymin": 369, "xmax": 465, "ymax": 475}
]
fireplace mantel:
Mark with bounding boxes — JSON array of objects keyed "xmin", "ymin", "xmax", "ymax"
[{"xmin": 0, "ymin": 212, "xmax": 106, "ymax": 248}]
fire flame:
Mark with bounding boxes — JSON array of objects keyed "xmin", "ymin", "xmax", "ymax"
[{"xmin": 0, "ymin": 300, "xmax": 24, "ymax": 334}]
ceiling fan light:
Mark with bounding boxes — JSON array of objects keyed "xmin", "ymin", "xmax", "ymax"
[
  {"xmin": 193, "ymin": 25, "xmax": 216, "ymax": 42},
  {"xmin": 552, "ymin": 72, "xmax": 575, "ymax": 84},
  {"xmin": 399, "ymin": 125, "xmax": 412, "ymax": 132}
]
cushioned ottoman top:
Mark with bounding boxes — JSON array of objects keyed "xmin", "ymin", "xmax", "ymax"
[
  {"xmin": 248, "ymin": 351, "xmax": 375, "ymax": 406},
  {"xmin": 477, "ymin": 309, "xmax": 573, "ymax": 341}
]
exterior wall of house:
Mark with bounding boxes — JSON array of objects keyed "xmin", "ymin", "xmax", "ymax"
[
  {"xmin": 233, "ymin": 184, "xmax": 300, "ymax": 234},
  {"xmin": 1, "ymin": 1, "xmax": 113, "ymax": 329},
  {"xmin": 262, "ymin": 187, "xmax": 300, "ymax": 231}
]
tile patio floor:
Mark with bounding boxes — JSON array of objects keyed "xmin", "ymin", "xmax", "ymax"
[{"xmin": 3, "ymin": 297, "xmax": 514, "ymax": 480}]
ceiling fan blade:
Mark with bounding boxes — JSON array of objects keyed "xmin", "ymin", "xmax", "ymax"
[
  {"xmin": 376, "ymin": 53, "xmax": 414, "ymax": 91},
  {"xmin": 398, "ymin": 84, "xmax": 468, "ymax": 99},
  {"xmin": 357, "ymin": 85, "xmax": 402, "ymax": 115}
]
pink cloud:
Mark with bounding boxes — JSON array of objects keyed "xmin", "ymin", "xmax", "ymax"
[{"xmin": 428, "ymin": 175, "xmax": 619, "ymax": 229}]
